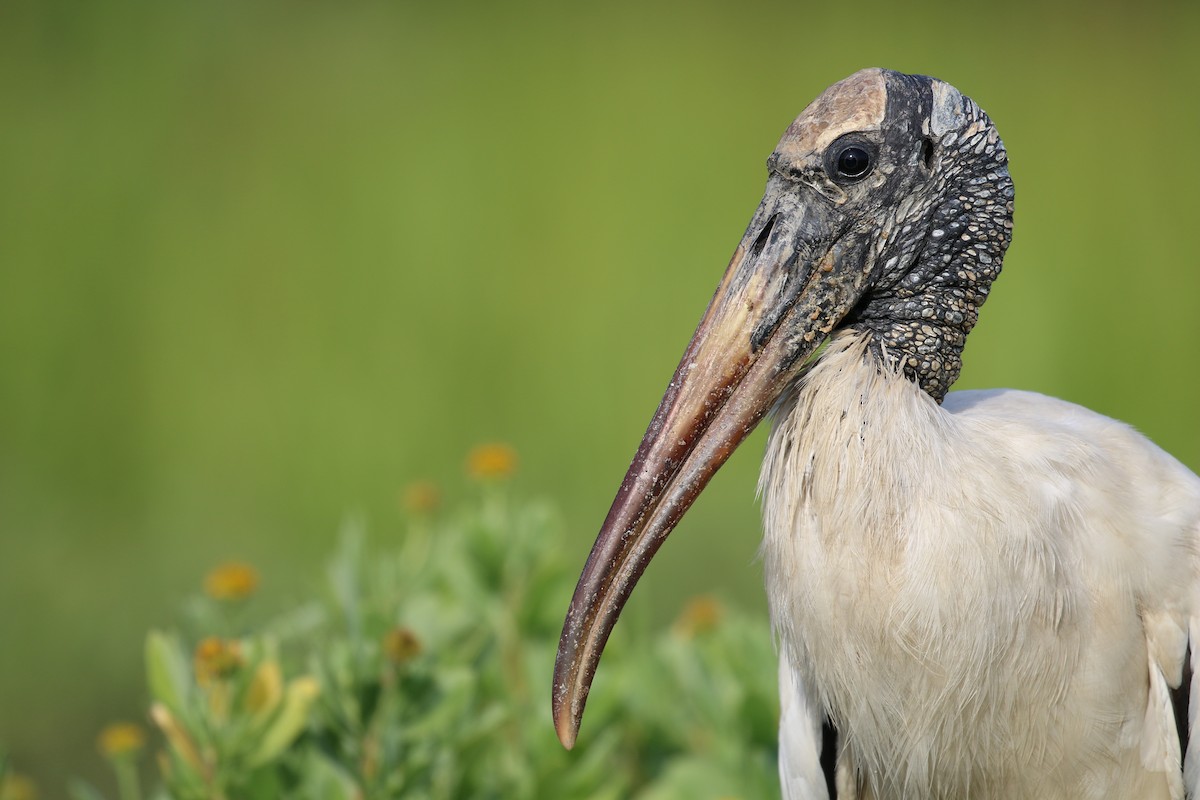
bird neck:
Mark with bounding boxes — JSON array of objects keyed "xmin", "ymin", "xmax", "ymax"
[{"xmin": 850, "ymin": 127, "xmax": 1014, "ymax": 402}]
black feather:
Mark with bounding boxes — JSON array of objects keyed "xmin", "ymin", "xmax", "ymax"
[
  {"xmin": 1172, "ymin": 643, "xmax": 1192, "ymax": 759},
  {"xmin": 821, "ymin": 717, "xmax": 839, "ymax": 798}
]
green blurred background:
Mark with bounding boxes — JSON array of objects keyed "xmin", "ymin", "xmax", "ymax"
[{"xmin": 1, "ymin": 0, "xmax": 1198, "ymax": 793}]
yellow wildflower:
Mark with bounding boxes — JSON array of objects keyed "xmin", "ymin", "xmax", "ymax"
[
  {"xmin": 203, "ymin": 561, "xmax": 260, "ymax": 601},
  {"xmin": 674, "ymin": 595, "xmax": 723, "ymax": 637},
  {"xmin": 97, "ymin": 722, "xmax": 146, "ymax": 760},
  {"xmin": 382, "ymin": 626, "xmax": 422, "ymax": 665},
  {"xmin": 401, "ymin": 481, "xmax": 441, "ymax": 514},
  {"xmin": 466, "ymin": 442, "xmax": 518, "ymax": 480},
  {"xmin": 193, "ymin": 636, "xmax": 244, "ymax": 686},
  {"xmin": 0, "ymin": 773, "xmax": 37, "ymax": 800}
]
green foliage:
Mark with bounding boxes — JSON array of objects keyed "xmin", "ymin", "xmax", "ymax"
[{"xmin": 70, "ymin": 490, "xmax": 781, "ymax": 799}]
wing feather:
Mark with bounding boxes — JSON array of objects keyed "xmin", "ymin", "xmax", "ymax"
[
  {"xmin": 1186, "ymin": 621, "xmax": 1200, "ymax": 797},
  {"xmin": 778, "ymin": 648, "xmax": 835, "ymax": 800}
]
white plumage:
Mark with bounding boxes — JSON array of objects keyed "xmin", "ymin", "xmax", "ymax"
[{"xmin": 763, "ymin": 331, "xmax": 1200, "ymax": 799}]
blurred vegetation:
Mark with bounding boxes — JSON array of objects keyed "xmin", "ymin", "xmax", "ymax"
[
  {"xmin": 1, "ymin": 0, "xmax": 1197, "ymax": 795},
  {"xmin": 29, "ymin": 482, "xmax": 777, "ymax": 799}
]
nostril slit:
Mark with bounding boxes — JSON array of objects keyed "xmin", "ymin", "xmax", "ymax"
[
  {"xmin": 750, "ymin": 213, "xmax": 779, "ymax": 258},
  {"xmin": 922, "ymin": 138, "xmax": 935, "ymax": 171}
]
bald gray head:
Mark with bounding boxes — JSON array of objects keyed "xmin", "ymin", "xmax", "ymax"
[
  {"xmin": 765, "ymin": 68, "xmax": 1014, "ymax": 399},
  {"xmin": 553, "ymin": 69, "xmax": 1014, "ymax": 749}
]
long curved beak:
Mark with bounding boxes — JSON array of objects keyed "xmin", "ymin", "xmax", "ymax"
[{"xmin": 553, "ymin": 177, "xmax": 874, "ymax": 748}]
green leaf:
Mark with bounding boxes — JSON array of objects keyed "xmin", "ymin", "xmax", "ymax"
[
  {"xmin": 246, "ymin": 677, "xmax": 320, "ymax": 767},
  {"xmin": 144, "ymin": 631, "xmax": 190, "ymax": 714},
  {"xmin": 294, "ymin": 751, "xmax": 358, "ymax": 800}
]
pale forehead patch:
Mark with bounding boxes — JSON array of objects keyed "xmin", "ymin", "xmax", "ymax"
[
  {"xmin": 774, "ymin": 68, "xmax": 888, "ymax": 163},
  {"xmin": 930, "ymin": 80, "xmax": 965, "ymax": 136}
]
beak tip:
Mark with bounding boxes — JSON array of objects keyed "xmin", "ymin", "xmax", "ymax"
[{"xmin": 554, "ymin": 709, "xmax": 579, "ymax": 750}]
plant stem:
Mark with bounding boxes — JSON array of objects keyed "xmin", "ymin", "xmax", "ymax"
[{"xmin": 115, "ymin": 760, "xmax": 142, "ymax": 800}]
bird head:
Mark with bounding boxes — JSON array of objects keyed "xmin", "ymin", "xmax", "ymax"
[{"xmin": 553, "ymin": 68, "xmax": 1014, "ymax": 749}]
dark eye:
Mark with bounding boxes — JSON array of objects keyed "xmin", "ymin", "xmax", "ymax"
[{"xmin": 835, "ymin": 146, "xmax": 872, "ymax": 180}]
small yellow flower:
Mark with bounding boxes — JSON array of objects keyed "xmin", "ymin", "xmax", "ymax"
[
  {"xmin": 0, "ymin": 773, "xmax": 37, "ymax": 800},
  {"xmin": 203, "ymin": 561, "xmax": 259, "ymax": 601},
  {"xmin": 382, "ymin": 626, "xmax": 422, "ymax": 665},
  {"xmin": 466, "ymin": 443, "xmax": 518, "ymax": 480},
  {"xmin": 97, "ymin": 721, "xmax": 146, "ymax": 760},
  {"xmin": 674, "ymin": 595, "xmax": 723, "ymax": 637},
  {"xmin": 193, "ymin": 636, "xmax": 244, "ymax": 686},
  {"xmin": 401, "ymin": 481, "xmax": 441, "ymax": 514}
]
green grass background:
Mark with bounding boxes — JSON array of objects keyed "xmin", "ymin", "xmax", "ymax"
[{"xmin": 2, "ymin": 0, "xmax": 1198, "ymax": 793}]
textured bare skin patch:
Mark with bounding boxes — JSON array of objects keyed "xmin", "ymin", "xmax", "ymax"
[
  {"xmin": 774, "ymin": 68, "xmax": 888, "ymax": 164},
  {"xmin": 930, "ymin": 79, "xmax": 965, "ymax": 136}
]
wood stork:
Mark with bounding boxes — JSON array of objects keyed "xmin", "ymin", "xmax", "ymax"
[{"xmin": 551, "ymin": 68, "xmax": 1200, "ymax": 799}]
